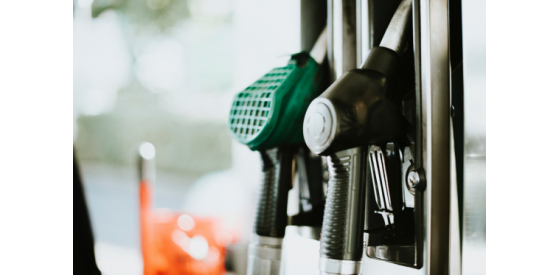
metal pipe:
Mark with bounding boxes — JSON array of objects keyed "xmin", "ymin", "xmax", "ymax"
[
  {"xmin": 416, "ymin": 0, "xmax": 452, "ymax": 273},
  {"xmin": 301, "ymin": 0, "xmax": 328, "ymax": 53},
  {"xmin": 379, "ymin": 0, "xmax": 412, "ymax": 55},
  {"xmin": 310, "ymin": 27, "xmax": 329, "ymax": 65},
  {"xmin": 328, "ymin": 0, "xmax": 358, "ymax": 82}
]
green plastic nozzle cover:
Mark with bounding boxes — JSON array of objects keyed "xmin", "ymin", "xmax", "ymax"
[{"xmin": 228, "ymin": 52, "xmax": 323, "ymax": 151}]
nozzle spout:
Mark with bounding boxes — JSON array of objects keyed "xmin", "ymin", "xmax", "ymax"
[{"xmin": 379, "ymin": 0, "xmax": 413, "ymax": 55}]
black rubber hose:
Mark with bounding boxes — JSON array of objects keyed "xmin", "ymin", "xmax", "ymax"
[{"xmin": 254, "ymin": 146, "xmax": 294, "ymax": 237}]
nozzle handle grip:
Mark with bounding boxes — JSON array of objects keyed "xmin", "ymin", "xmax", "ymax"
[
  {"xmin": 319, "ymin": 147, "xmax": 368, "ymax": 262},
  {"xmin": 253, "ymin": 146, "xmax": 294, "ymax": 238}
]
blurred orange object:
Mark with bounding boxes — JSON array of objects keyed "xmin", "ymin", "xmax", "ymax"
[{"xmin": 139, "ymin": 179, "xmax": 236, "ymax": 275}]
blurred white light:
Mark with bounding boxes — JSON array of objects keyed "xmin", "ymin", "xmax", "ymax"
[
  {"xmin": 215, "ymin": 231, "xmax": 233, "ymax": 247},
  {"xmin": 189, "ymin": 235, "xmax": 209, "ymax": 260},
  {"xmin": 177, "ymin": 214, "xmax": 195, "ymax": 231},
  {"xmin": 182, "ymin": 167, "xmax": 259, "ymax": 236},
  {"xmin": 74, "ymin": 10, "xmax": 131, "ymax": 118},
  {"xmin": 135, "ymin": 38, "xmax": 186, "ymax": 92},
  {"xmin": 205, "ymin": 247, "xmax": 220, "ymax": 264},
  {"xmin": 172, "ymin": 229, "xmax": 191, "ymax": 253},
  {"xmin": 139, "ymin": 142, "xmax": 156, "ymax": 160},
  {"xmin": 172, "ymin": 229, "xmax": 185, "ymax": 244},
  {"xmin": 95, "ymin": 242, "xmax": 142, "ymax": 275},
  {"xmin": 80, "ymin": 87, "xmax": 118, "ymax": 116}
]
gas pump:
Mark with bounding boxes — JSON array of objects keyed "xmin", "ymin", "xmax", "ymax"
[
  {"xmin": 229, "ymin": 0, "xmax": 485, "ymax": 274},
  {"xmin": 301, "ymin": 0, "xmax": 483, "ymax": 274},
  {"xmin": 298, "ymin": 0, "xmax": 483, "ymax": 274}
]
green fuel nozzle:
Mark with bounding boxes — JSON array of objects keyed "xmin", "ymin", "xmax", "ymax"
[{"xmin": 228, "ymin": 28, "xmax": 328, "ymax": 275}]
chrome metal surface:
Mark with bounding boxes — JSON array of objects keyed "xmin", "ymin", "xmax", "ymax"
[
  {"xmin": 403, "ymin": 146, "xmax": 416, "ymax": 202},
  {"xmin": 366, "ymin": 245, "xmax": 415, "ymax": 264},
  {"xmin": 450, "ymin": 123, "xmax": 461, "ymax": 275},
  {"xmin": 416, "ymin": 0, "xmax": 451, "ymax": 272},
  {"xmin": 248, "ymin": 243, "xmax": 283, "ymax": 259},
  {"xmin": 319, "ymin": 257, "xmax": 362, "ymax": 275},
  {"xmin": 365, "ymin": 143, "xmax": 417, "ymax": 267},
  {"xmin": 356, "ymin": 0, "xmax": 372, "ymax": 65},
  {"xmin": 247, "ymin": 245, "xmax": 282, "ymax": 275},
  {"xmin": 138, "ymin": 142, "xmax": 156, "ymax": 182},
  {"xmin": 247, "ymin": 235, "xmax": 283, "ymax": 275},
  {"xmin": 369, "ymin": 145, "xmax": 392, "ymax": 211},
  {"xmin": 379, "ymin": 0, "xmax": 412, "ymax": 55},
  {"xmin": 328, "ymin": 0, "xmax": 357, "ymax": 82},
  {"xmin": 407, "ymin": 170, "xmax": 420, "ymax": 189},
  {"xmin": 251, "ymin": 234, "xmax": 284, "ymax": 246},
  {"xmin": 461, "ymin": 0, "xmax": 486, "ymax": 274}
]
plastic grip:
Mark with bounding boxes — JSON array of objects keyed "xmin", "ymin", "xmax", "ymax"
[
  {"xmin": 254, "ymin": 146, "xmax": 294, "ymax": 237},
  {"xmin": 319, "ymin": 147, "xmax": 368, "ymax": 261}
]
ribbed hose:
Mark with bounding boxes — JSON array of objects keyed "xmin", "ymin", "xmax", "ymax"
[
  {"xmin": 320, "ymin": 147, "xmax": 368, "ymax": 261},
  {"xmin": 254, "ymin": 146, "xmax": 294, "ymax": 237}
]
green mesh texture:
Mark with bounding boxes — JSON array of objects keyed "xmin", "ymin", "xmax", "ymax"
[
  {"xmin": 228, "ymin": 52, "xmax": 323, "ymax": 151},
  {"xmin": 229, "ymin": 66, "xmax": 294, "ymax": 143}
]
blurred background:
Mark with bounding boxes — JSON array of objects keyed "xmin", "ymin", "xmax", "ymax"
[{"xmin": 73, "ymin": 0, "xmax": 303, "ymax": 273}]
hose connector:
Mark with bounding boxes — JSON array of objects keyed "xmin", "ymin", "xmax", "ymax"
[
  {"xmin": 247, "ymin": 234, "xmax": 283, "ymax": 275},
  {"xmin": 319, "ymin": 258, "xmax": 362, "ymax": 275}
]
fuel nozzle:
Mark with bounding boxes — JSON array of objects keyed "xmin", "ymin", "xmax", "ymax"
[
  {"xmin": 228, "ymin": 27, "xmax": 328, "ymax": 275},
  {"xmin": 302, "ymin": 1, "xmax": 412, "ymax": 274}
]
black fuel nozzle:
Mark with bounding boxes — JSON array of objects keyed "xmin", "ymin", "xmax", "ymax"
[{"xmin": 302, "ymin": 0, "xmax": 412, "ymax": 274}]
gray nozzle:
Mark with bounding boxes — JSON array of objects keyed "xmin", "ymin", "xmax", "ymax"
[{"xmin": 379, "ymin": 0, "xmax": 413, "ymax": 55}]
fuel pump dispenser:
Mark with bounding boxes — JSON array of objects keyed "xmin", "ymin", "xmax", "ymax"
[{"xmin": 228, "ymin": 0, "xmax": 483, "ymax": 273}]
